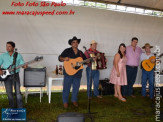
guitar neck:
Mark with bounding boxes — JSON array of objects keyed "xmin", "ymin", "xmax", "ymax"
[
  {"xmin": 80, "ymin": 58, "xmax": 93, "ymax": 64},
  {"xmin": 9, "ymin": 60, "xmax": 35, "ymax": 72},
  {"xmin": 159, "ymin": 53, "xmax": 163, "ymax": 58}
]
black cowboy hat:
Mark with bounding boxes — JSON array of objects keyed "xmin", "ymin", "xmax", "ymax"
[{"xmin": 68, "ymin": 36, "xmax": 81, "ymax": 45}]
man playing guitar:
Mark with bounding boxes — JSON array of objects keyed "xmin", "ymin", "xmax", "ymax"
[
  {"xmin": 58, "ymin": 36, "xmax": 87, "ymax": 108},
  {"xmin": 140, "ymin": 43, "xmax": 155, "ymax": 99},
  {"xmin": 0, "ymin": 41, "xmax": 27, "ymax": 108}
]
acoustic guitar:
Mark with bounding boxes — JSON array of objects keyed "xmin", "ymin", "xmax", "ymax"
[
  {"xmin": 142, "ymin": 53, "xmax": 163, "ymax": 71},
  {"xmin": 64, "ymin": 57, "xmax": 93, "ymax": 75},
  {"xmin": 142, "ymin": 56, "xmax": 156, "ymax": 71}
]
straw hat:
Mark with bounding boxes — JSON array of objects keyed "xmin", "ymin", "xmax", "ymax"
[
  {"xmin": 142, "ymin": 43, "xmax": 153, "ymax": 49},
  {"xmin": 90, "ymin": 40, "xmax": 97, "ymax": 45}
]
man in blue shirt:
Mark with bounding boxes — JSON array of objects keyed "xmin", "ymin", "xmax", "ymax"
[
  {"xmin": 0, "ymin": 41, "xmax": 27, "ymax": 108},
  {"xmin": 140, "ymin": 43, "xmax": 155, "ymax": 99}
]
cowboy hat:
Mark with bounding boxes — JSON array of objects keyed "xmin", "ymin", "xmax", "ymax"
[
  {"xmin": 142, "ymin": 43, "xmax": 153, "ymax": 49},
  {"xmin": 90, "ymin": 40, "xmax": 97, "ymax": 45},
  {"xmin": 68, "ymin": 36, "xmax": 81, "ymax": 45}
]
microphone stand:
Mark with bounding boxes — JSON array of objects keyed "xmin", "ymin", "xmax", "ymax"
[
  {"xmin": 83, "ymin": 46, "xmax": 97, "ymax": 122},
  {"xmin": 13, "ymin": 49, "xmax": 18, "ymax": 108}
]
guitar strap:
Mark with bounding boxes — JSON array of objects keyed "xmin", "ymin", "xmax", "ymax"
[
  {"xmin": 79, "ymin": 50, "xmax": 84, "ymax": 59},
  {"xmin": 12, "ymin": 52, "xmax": 18, "ymax": 67}
]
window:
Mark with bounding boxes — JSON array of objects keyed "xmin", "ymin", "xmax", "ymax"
[
  {"xmin": 126, "ymin": 7, "xmax": 135, "ymax": 12},
  {"xmin": 161, "ymin": 12, "xmax": 163, "ymax": 17},
  {"xmin": 62, "ymin": 0, "xmax": 73, "ymax": 4},
  {"xmin": 74, "ymin": 0, "xmax": 84, "ymax": 5},
  {"xmin": 116, "ymin": 5, "xmax": 126, "ymax": 11},
  {"xmin": 153, "ymin": 11, "xmax": 161, "ymax": 16},
  {"xmin": 107, "ymin": 4, "xmax": 116, "ymax": 10},
  {"xmin": 37, "ymin": 0, "xmax": 163, "ymax": 17},
  {"xmin": 145, "ymin": 10, "xmax": 153, "ymax": 15},
  {"xmin": 96, "ymin": 2, "xmax": 106, "ymax": 9},
  {"xmin": 84, "ymin": 1, "xmax": 95, "ymax": 7},
  {"xmin": 136, "ymin": 8, "xmax": 144, "ymax": 14}
]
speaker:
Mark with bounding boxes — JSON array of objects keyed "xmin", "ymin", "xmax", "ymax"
[
  {"xmin": 57, "ymin": 112, "xmax": 85, "ymax": 122},
  {"xmin": 24, "ymin": 67, "xmax": 46, "ymax": 87},
  {"xmin": 99, "ymin": 79, "xmax": 114, "ymax": 95}
]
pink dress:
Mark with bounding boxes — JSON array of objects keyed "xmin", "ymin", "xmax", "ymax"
[{"xmin": 110, "ymin": 57, "xmax": 127, "ymax": 85}]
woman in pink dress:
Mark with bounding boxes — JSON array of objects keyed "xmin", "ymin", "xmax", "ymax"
[{"xmin": 110, "ymin": 43, "xmax": 127, "ymax": 102}]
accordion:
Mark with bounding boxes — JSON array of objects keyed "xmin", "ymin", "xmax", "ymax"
[{"xmin": 90, "ymin": 52, "xmax": 107, "ymax": 70}]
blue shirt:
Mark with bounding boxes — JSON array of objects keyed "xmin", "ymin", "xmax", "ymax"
[
  {"xmin": 0, "ymin": 52, "xmax": 24, "ymax": 73},
  {"xmin": 140, "ymin": 53, "xmax": 154, "ymax": 62}
]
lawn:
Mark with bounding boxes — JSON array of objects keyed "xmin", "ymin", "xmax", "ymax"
[{"xmin": 0, "ymin": 88, "xmax": 162, "ymax": 122}]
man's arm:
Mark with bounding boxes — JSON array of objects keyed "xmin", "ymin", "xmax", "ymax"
[
  {"xmin": 58, "ymin": 48, "xmax": 69, "ymax": 62},
  {"xmin": 0, "ymin": 69, "xmax": 3, "ymax": 75},
  {"xmin": 0, "ymin": 55, "xmax": 3, "ymax": 75},
  {"xmin": 59, "ymin": 57, "xmax": 69, "ymax": 62},
  {"xmin": 139, "ymin": 47, "xmax": 143, "ymax": 55},
  {"xmin": 18, "ymin": 54, "xmax": 28, "ymax": 69},
  {"xmin": 140, "ymin": 53, "xmax": 144, "ymax": 62}
]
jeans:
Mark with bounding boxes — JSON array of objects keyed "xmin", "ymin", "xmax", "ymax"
[
  {"xmin": 141, "ymin": 69, "xmax": 154, "ymax": 99},
  {"xmin": 86, "ymin": 67, "xmax": 100, "ymax": 97},
  {"xmin": 122, "ymin": 65, "xmax": 138, "ymax": 96},
  {"xmin": 4, "ymin": 73, "xmax": 23, "ymax": 108},
  {"xmin": 62, "ymin": 74, "xmax": 81, "ymax": 103}
]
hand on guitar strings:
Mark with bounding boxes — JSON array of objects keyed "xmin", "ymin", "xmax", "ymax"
[
  {"xmin": 86, "ymin": 57, "xmax": 96, "ymax": 64},
  {"xmin": 150, "ymin": 59, "xmax": 155, "ymax": 63},
  {"xmin": 64, "ymin": 57, "xmax": 69, "ymax": 61}
]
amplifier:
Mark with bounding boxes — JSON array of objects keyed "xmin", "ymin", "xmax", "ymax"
[
  {"xmin": 99, "ymin": 79, "xmax": 114, "ymax": 95},
  {"xmin": 24, "ymin": 67, "xmax": 46, "ymax": 87}
]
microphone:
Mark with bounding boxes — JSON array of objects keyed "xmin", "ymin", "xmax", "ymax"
[{"xmin": 15, "ymin": 48, "xmax": 17, "ymax": 52}]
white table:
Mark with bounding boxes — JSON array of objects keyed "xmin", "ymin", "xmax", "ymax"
[{"xmin": 47, "ymin": 73, "xmax": 64, "ymax": 103}]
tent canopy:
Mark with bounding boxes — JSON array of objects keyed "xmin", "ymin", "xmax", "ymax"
[{"xmin": 85, "ymin": 0, "xmax": 163, "ymax": 11}]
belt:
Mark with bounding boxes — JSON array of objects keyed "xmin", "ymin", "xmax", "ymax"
[{"xmin": 126, "ymin": 65, "xmax": 138, "ymax": 68}]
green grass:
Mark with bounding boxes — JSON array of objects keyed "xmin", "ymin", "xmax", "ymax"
[{"xmin": 0, "ymin": 88, "xmax": 162, "ymax": 122}]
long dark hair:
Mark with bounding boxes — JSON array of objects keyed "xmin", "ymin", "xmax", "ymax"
[{"xmin": 118, "ymin": 43, "xmax": 126, "ymax": 59}]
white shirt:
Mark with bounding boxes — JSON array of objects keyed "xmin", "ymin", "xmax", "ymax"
[{"xmin": 140, "ymin": 53, "xmax": 154, "ymax": 62}]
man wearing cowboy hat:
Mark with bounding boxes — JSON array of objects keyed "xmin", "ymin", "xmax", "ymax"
[
  {"xmin": 84, "ymin": 40, "xmax": 103, "ymax": 99},
  {"xmin": 140, "ymin": 43, "xmax": 155, "ymax": 99},
  {"xmin": 58, "ymin": 36, "xmax": 86, "ymax": 108}
]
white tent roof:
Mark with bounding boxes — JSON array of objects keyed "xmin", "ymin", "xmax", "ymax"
[{"xmin": 85, "ymin": 0, "xmax": 163, "ymax": 11}]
